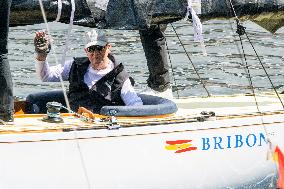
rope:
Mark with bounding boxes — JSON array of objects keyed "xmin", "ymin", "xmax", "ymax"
[
  {"xmin": 61, "ymin": 106, "xmax": 96, "ymax": 123},
  {"xmin": 38, "ymin": 1, "xmax": 92, "ymax": 189},
  {"xmin": 147, "ymin": 0, "xmax": 156, "ymax": 27},
  {"xmin": 186, "ymin": 0, "xmax": 202, "ymax": 41},
  {"xmin": 38, "ymin": 0, "xmax": 71, "ymax": 112},
  {"xmin": 55, "ymin": 0, "xmax": 62, "ymax": 22},
  {"xmin": 186, "ymin": 0, "xmax": 207, "ymax": 56},
  {"xmin": 58, "ymin": 0, "xmax": 76, "ymax": 112},
  {"xmin": 170, "ymin": 23, "xmax": 211, "ymax": 97}
]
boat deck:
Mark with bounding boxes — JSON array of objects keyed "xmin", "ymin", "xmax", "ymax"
[
  {"xmin": 175, "ymin": 93, "xmax": 284, "ymax": 115},
  {"xmin": 0, "ymin": 93, "xmax": 283, "ymax": 134}
]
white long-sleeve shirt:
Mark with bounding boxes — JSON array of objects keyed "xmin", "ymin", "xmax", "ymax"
[{"xmin": 35, "ymin": 58, "xmax": 143, "ymax": 106}]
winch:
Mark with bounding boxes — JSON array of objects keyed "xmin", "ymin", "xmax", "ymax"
[{"xmin": 42, "ymin": 102, "xmax": 63, "ymax": 123}]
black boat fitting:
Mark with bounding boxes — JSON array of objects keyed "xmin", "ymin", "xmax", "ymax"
[{"xmin": 42, "ymin": 102, "xmax": 63, "ymax": 123}]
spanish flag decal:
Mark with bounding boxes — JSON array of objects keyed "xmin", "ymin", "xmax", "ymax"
[{"xmin": 165, "ymin": 140, "xmax": 197, "ymax": 153}]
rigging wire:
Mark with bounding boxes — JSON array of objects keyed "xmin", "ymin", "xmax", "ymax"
[
  {"xmin": 227, "ymin": 0, "xmax": 279, "ymax": 184},
  {"xmin": 226, "ymin": 0, "xmax": 261, "ymax": 111},
  {"xmin": 164, "ymin": 33, "xmax": 180, "ymax": 98},
  {"xmin": 240, "ymin": 27, "xmax": 281, "ymax": 187},
  {"xmin": 227, "ymin": 20, "xmax": 250, "ymax": 79},
  {"xmin": 226, "ymin": 11, "xmax": 262, "ymax": 112},
  {"xmin": 170, "ymin": 23, "xmax": 211, "ymax": 97},
  {"xmin": 237, "ymin": 28, "xmax": 262, "ymax": 111},
  {"xmin": 38, "ymin": 1, "xmax": 92, "ymax": 188},
  {"xmin": 226, "ymin": 4, "xmax": 273, "ymax": 173},
  {"xmin": 228, "ymin": 0, "xmax": 284, "ymax": 109},
  {"xmin": 244, "ymin": 31, "xmax": 284, "ymax": 109}
]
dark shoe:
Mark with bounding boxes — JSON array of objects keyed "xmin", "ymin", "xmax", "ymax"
[{"xmin": 0, "ymin": 112, "xmax": 14, "ymax": 123}]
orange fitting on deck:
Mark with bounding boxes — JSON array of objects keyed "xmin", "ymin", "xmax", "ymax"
[{"xmin": 77, "ymin": 107, "xmax": 96, "ymax": 119}]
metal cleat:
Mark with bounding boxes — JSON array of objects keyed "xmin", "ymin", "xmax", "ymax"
[
  {"xmin": 107, "ymin": 116, "xmax": 121, "ymax": 130},
  {"xmin": 198, "ymin": 111, "xmax": 216, "ymax": 121}
]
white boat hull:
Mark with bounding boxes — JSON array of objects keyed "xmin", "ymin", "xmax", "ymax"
[
  {"xmin": 1, "ymin": 112, "xmax": 283, "ymax": 188},
  {"xmin": 1, "ymin": 94, "xmax": 284, "ymax": 188}
]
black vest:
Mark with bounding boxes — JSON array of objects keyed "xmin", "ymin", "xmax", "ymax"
[{"xmin": 68, "ymin": 55, "xmax": 129, "ymax": 113}]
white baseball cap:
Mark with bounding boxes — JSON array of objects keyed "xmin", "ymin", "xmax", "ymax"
[{"xmin": 85, "ymin": 29, "xmax": 108, "ymax": 49}]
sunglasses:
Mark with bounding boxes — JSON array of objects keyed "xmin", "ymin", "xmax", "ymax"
[{"xmin": 87, "ymin": 45, "xmax": 105, "ymax": 53}]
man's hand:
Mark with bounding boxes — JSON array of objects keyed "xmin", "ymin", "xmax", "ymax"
[{"xmin": 34, "ymin": 31, "xmax": 51, "ymax": 61}]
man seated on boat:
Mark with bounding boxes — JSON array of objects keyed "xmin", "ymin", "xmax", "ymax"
[{"xmin": 33, "ymin": 29, "xmax": 143, "ymax": 113}]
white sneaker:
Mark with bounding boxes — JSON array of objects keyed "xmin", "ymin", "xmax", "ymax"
[{"xmin": 141, "ymin": 87, "xmax": 174, "ymax": 100}]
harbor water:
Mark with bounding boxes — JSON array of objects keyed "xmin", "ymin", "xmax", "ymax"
[{"xmin": 8, "ymin": 20, "xmax": 284, "ymax": 98}]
